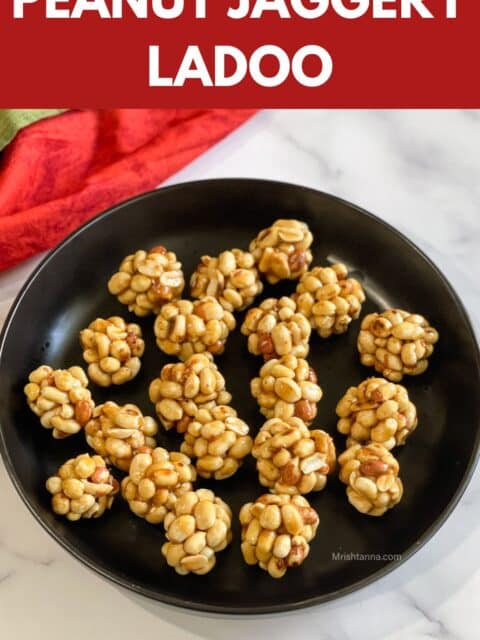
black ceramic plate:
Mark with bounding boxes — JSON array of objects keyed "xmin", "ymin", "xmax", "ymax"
[{"xmin": 1, "ymin": 179, "xmax": 479, "ymax": 614}]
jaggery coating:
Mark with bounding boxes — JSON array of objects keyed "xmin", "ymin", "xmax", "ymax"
[
  {"xmin": 336, "ymin": 377, "xmax": 417, "ymax": 450},
  {"xmin": 338, "ymin": 442, "xmax": 403, "ymax": 516},
  {"xmin": 357, "ymin": 309, "xmax": 439, "ymax": 381},
  {"xmin": 295, "ymin": 263, "xmax": 365, "ymax": 338},
  {"xmin": 241, "ymin": 296, "xmax": 311, "ymax": 360},
  {"xmin": 251, "ymin": 355, "xmax": 322, "ymax": 424},
  {"xmin": 240, "ymin": 493, "xmax": 319, "ymax": 578},
  {"xmin": 252, "ymin": 417, "xmax": 336, "ymax": 495},
  {"xmin": 85, "ymin": 401, "xmax": 158, "ymax": 472},
  {"xmin": 108, "ymin": 246, "xmax": 184, "ymax": 316},
  {"xmin": 162, "ymin": 488, "xmax": 232, "ymax": 575},
  {"xmin": 80, "ymin": 316, "xmax": 144, "ymax": 386},
  {"xmin": 190, "ymin": 249, "xmax": 263, "ymax": 312},
  {"xmin": 46, "ymin": 453, "xmax": 118, "ymax": 521},
  {"xmin": 180, "ymin": 405, "xmax": 253, "ymax": 480},
  {"xmin": 154, "ymin": 297, "xmax": 236, "ymax": 361},
  {"xmin": 24, "ymin": 365, "xmax": 94, "ymax": 439},
  {"xmin": 148, "ymin": 353, "xmax": 232, "ymax": 433},
  {"xmin": 249, "ymin": 219, "xmax": 313, "ymax": 284},
  {"xmin": 121, "ymin": 447, "xmax": 196, "ymax": 525}
]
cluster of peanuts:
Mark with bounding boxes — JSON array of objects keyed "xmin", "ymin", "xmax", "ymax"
[
  {"xmin": 80, "ymin": 316, "xmax": 145, "ymax": 386},
  {"xmin": 85, "ymin": 402, "xmax": 158, "ymax": 472},
  {"xmin": 249, "ymin": 219, "xmax": 313, "ymax": 284},
  {"xmin": 180, "ymin": 405, "xmax": 253, "ymax": 480},
  {"xmin": 190, "ymin": 249, "xmax": 263, "ymax": 312},
  {"xmin": 338, "ymin": 443, "xmax": 403, "ymax": 516},
  {"xmin": 121, "ymin": 447, "xmax": 197, "ymax": 524},
  {"xmin": 148, "ymin": 354, "xmax": 232, "ymax": 433},
  {"xmin": 162, "ymin": 489, "xmax": 232, "ymax": 575},
  {"xmin": 154, "ymin": 297, "xmax": 236, "ymax": 361},
  {"xmin": 295, "ymin": 263, "xmax": 366, "ymax": 338},
  {"xmin": 28, "ymin": 219, "xmax": 443, "ymax": 584},
  {"xmin": 24, "ymin": 365, "xmax": 94, "ymax": 439},
  {"xmin": 240, "ymin": 494, "xmax": 319, "ymax": 578},
  {"xmin": 335, "ymin": 375, "xmax": 416, "ymax": 516},
  {"xmin": 108, "ymin": 246, "xmax": 185, "ymax": 316},
  {"xmin": 358, "ymin": 309, "xmax": 439, "ymax": 382},
  {"xmin": 241, "ymin": 296, "xmax": 311, "ymax": 360},
  {"xmin": 252, "ymin": 417, "xmax": 336, "ymax": 495},
  {"xmin": 46, "ymin": 453, "xmax": 119, "ymax": 521},
  {"xmin": 335, "ymin": 372, "xmax": 417, "ymax": 516},
  {"xmin": 251, "ymin": 355, "xmax": 322, "ymax": 423},
  {"xmin": 336, "ymin": 377, "xmax": 417, "ymax": 450}
]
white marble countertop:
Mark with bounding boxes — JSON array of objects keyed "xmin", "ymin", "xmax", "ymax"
[{"xmin": 1, "ymin": 110, "xmax": 479, "ymax": 639}]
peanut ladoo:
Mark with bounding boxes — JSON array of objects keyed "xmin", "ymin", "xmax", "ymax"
[
  {"xmin": 358, "ymin": 309, "xmax": 439, "ymax": 381},
  {"xmin": 24, "ymin": 365, "xmax": 94, "ymax": 439},
  {"xmin": 162, "ymin": 489, "xmax": 232, "ymax": 575},
  {"xmin": 46, "ymin": 453, "xmax": 118, "ymax": 521},
  {"xmin": 295, "ymin": 263, "xmax": 365, "ymax": 338},
  {"xmin": 148, "ymin": 353, "xmax": 232, "ymax": 433},
  {"xmin": 108, "ymin": 246, "xmax": 184, "ymax": 317},
  {"xmin": 251, "ymin": 355, "xmax": 322, "ymax": 424},
  {"xmin": 252, "ymin": 417, "xmax": 336, "ymax": 495},
  {"xmin": 249, "ymin": 219, "xmax": 313, "ymax": 284},
  {"xmin": 240, "ymin": 493, "xmax": 319, "ymax": 578},
  {"xmin": 336, "ymin": 377, "xmax": 417, "ymax": 450},
  {"xmin": 338, "ymin": 443, "xmax": 403, "ymax": 516},
  {"xmin": 241, "ymin": 297, "xmax": 311, "ymax": 360},
  {"xmin": 190, "ymin": 249, "xmax": 263, "ymax": 312},
  {"xmin": 154, "ymin": 297, "xmax": 236, "ymax": 361}
]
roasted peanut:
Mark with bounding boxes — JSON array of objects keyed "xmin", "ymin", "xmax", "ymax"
[
  {"xmin": 191, "ymin": 249, "xmax": 263, "ymax": 312},
  {"xmin": 181, "ymin": 405, "xmax": 252, "ymax": 480},
  {"xmin": 241, "ymin": 297, "xmax": 311, "ymax": 360},
  {"xmin": 251, "ymin": 355, "xmax": 322, "ymax": 423},
  {"xmin": 108, "ymin": 246, "xmax": 185, "ymax": 316},
  {"xmin": 252, "ymin": 417, "xmax": 336, "ymax": 495},
  {"xmin": 162, "ymin": 489, "xmax": 232, "ymax": 575},
  {"xmin": 122, "ymin": 447, "xmax": 196, "ymax": 525},
  {"xmin": 80, "ymin": 317, "xmax": 144, "ymax": 387},
  {"xmin": 154, "ymin": 297, "xmax": 236, "ymax": 361},
  {"xmin": 336, "ymin": 377, "xmax": 418, "ymax": 449},
  {"xmin": 295, "ymin": 263, "xmax": 365, "ymax": 338},
  {"xmin": 25, "ymin": 365, "xmax": 94, "ymax": 439},
  {"xmin": 149, "ymin": 354, "xmax": 232, "ymax": 432},
  {"xmin": 240, "ymin": 493, "xmax": 318, "ymax": 578},
  {"xmin": 358, "ymin": 309, "xmax": 439, "ymax": 381},
  {"xmin": 85, "ymin": 402, "xmax": 158, "ymax": 471},
  {"xmin": 46, "ymin": 454, "xmax": 118, "ymax": 520},
  {"xmin": 250, "ymin": 219, "xmax": 313, "ymax": 284},
  {"xmin": 338, "ymin": 442, "xmax": 403, "ymax": 516}
]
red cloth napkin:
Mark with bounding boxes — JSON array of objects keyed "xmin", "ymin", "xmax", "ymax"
[{"xmin": 0, "ymin": 109, "xmax": 256, "ymax": 271}]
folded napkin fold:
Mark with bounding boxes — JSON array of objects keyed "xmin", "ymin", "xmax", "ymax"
[
  {"xmin": 0, "ymin": 109, "xmax": 68, "ymax": 152},
  {"xmin": 0, "ymin": 109, "xmax": 256, "ymax": 271}
]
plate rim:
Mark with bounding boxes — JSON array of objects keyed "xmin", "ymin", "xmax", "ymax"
[{"xmin": 1, "ymin": 178, "xmax": 479, "ymax": 614}]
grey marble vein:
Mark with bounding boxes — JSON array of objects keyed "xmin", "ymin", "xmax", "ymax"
[{"xmin": 401, "ymin": 591, "xmax": 458, "ymax": 640}]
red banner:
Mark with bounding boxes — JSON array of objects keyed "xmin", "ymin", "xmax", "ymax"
[{"xmin": 0, "ymin": 1, "xmax": 477, "ymax": 107}]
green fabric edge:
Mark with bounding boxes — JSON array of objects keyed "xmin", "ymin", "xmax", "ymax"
[{"xmin": 0, "ymin": 109, "xmax": 68, "ymax": 151}]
